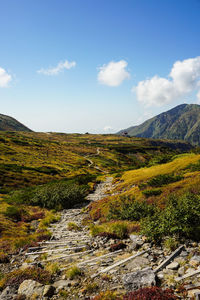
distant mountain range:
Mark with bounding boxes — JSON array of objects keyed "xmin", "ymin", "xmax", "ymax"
[
  {"xmin": 118, "ymin": 104, "xmax": 200, "ymax": 146},
  {"xmin": 0, "ymin": 114, "xmax": 32, "ymax": 132}
]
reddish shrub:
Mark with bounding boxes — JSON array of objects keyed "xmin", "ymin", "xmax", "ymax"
[
  {"xmin": 36, "ymin": 234, "xmax": 51, "ymax": 242},
  {"xmin": 109, "ymin": 242, "xmax": 127, "ymax": 252},
  {"xmin": 97, "ymin": 232, "xmax": 119, "ymax": 239},
  {"xmin": 21, "ymin": 211, "xmax": 44, "ymax": 222},
  {"xmin": 123, "ymin": 287, "xmax": 178, "ymax": 300},
  {"xmin": 2, "ymin": 267, "xmax": 51, "ymax": 289},
  {"xmin": 0, "ymin": 252, "xmax": 9, "ymax": 263},
  {"xmin": 92, "ymin": 208, "xmax": 102, "ymax": 221}
]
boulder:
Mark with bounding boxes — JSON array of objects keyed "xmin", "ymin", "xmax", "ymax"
[
  {"xmin": 126, "ymin": 256, "xmax": 149, "ymax": 272},
  {"xmin": 123, "ymin": 267, "xmax": 156, "ymax": 291},
  {"xmin": 53, "ymin": 279, "xmax": 69, "ymax": 291},
  {"xmin": 18, "ymin": 279, "xmax": 44, "ymax": 298}
]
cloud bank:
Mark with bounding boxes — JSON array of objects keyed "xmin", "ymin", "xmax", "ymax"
[
  {"xmin": 134, "ymin": 56, "xmax": 200, "ymax": 106},
  {"xmin": 38, "ymin": 60, "xmax": 76, "ymax": 75},
  {"xmin": 0, "ymin": 67, "xmax": 12, "ymax": 87},
  {"xmin": 98, "ymin": 60, "xmax": 130, "ymax": 86}
]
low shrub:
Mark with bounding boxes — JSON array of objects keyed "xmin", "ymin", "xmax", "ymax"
[
  {"xmin": 109, "ymin": 223, "xmax": 128, "ymax": 239},
  {"xmin": 0, "ymin": 267, "xmax": 51, "ymax": 289},
  {"xmin": 90, "ymin": 222, "xmax": 128, "ymax": 239},
  {"xmin": 163, "ymin": 237, "xmax": 179, "ymax": 251},
  {"xmin": 3, "ymin": 206, "xmax": 22, "ymax": 222},
  {"xmin": 147, "ymin": 173, "xmax": 183, "ymax": 187},
  {"xmin": 83, "ymin": 282, "xmax": 99, "ymax": 294},
  {"xmin": 97, "ymin": 232, "xmax": 119, "ymax": 240},
  {"xmin": 66, "ymin": 266, "xmax": 83, "ymax": 280},
  {"xmin": 123, "ymin": 286, "xmax": 177, "ymax": 299},
  {"xmin": 142, "ymin": 188, "xmax": 162, "ymax": 197},
  {"xmin": 6, "ymin": 179, "xmax": 89, "ymax": 210},
  {"xmin": 67, "ymin": 222, "xmax": 81, "ymax": 231},
  {"xmin": 185, "ymin": 160, "xmax": 200, "ymax": 172},
  {"xmin": 92, "ymin": 291, "xmax": 120, "ymax": 300},
  {"xmin": 108, "ymin": 196, "xmax": 157, "ymax": 222},
  {"xmin": 141, "ymin": 192, "xmax": 200, "ymax": 242},
  {"xmin": 45, "ymin": 262, "xmax": 60, "ymax": 275}
]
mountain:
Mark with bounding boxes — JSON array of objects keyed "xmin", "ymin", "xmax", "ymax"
[
  {"xmin": 118, "ymin": 104, "xmax": 200, "ymax": 146},
  {"xmin": 0, "ymin": 113, "xmax": 32, "ymax": 132}
]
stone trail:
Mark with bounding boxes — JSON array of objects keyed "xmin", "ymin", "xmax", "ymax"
[{"xmin": 3, "ymin": 177, "xmax": 200, "ymax": 299}]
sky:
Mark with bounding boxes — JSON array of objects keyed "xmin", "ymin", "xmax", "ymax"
[{"xmin": 0, "ymin": 0, "xmax": 200, "ymax": 133}]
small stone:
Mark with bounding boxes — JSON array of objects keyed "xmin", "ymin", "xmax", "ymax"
[
  {"xmin": 188, "ymin": 289, "xmax": 200, "ymax": 298},
  {"xmin": 166, "ymin": 262, "xmax": 179, "ymax": 270},
  {"xmin": 180, "ymin": 251, "xmax": 188, "ymax": 257},
  {"xmin": 53, "ymin": 280, "xmax": 69, "ymax": 291},
  {"xmin": 189, "ymin": 256, "xmax": 200, "ymax": 267},
  {"xmin": 178, "ymin": 266, "xmax": 185, "ymax": 276},
  {"xmin": 186, "ymin": 267, "xmax": 196, "ymax": 274},
  {"xmin": 157, "ymin": 272, "xmax": 164, "ymax": 280}
]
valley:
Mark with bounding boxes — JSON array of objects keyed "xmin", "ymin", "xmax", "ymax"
[{"xmin": 0, "ymin": 131, "xmax": 200, "ymax": 299}]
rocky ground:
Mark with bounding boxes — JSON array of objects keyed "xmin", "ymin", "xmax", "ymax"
[{"xmin": 1, "ymin": 177, "xmax": 200, "ymax": 299}]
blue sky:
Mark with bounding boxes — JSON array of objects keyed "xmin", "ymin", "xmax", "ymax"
[{"xmin": 0, "ymin": 0, "xmax": 200, "ymax": 132}]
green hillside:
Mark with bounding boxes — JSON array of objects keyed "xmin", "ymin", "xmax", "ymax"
[
  {"xmin": 0, "ymin": 114, "xmax": 32, "ymax": 132},
  {"xmin": 118, "ymin": 104, "xmax": 200, "ymax": 145},
  {"xmin": 0, "ymin": 131, "xmax": 193, "ymax": 192}
]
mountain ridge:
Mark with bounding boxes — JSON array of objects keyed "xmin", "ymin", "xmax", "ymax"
[
  {"xmin": 118, "ymin": 104, "xmax": 200, "ymax": 145},
  {"xmin": 0, "ymin": 113, "xmax": 32, "ymax": 132}
]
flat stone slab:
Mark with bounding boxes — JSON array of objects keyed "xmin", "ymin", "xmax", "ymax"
[{"xmin": 123, "ymin": 267, "xmax": 156, "ymax": 291}]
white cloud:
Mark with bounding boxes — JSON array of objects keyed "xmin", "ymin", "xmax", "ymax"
[
  {"xmin": 37, "ymin": 60, "xmax": 76, "ymax": 75},
  {"xmin": 98, "ymin": 60, "xmax": 130, "ymax": 86},
  {"xmin": 134, "ymin": 56, "xmax": 200, "ymax": 106},
  {"xmin": 0, "ymin": 67, "xmax": 12, "ymax": 87},
  {"xmin": 103, "ymin": 126, "xmax": 114, "ymax": 132}
]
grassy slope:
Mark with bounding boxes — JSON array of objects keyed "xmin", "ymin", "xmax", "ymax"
[
  {"xmin": 0, "ymin": 131, "xmax": 195, "ymax": 260},
  {"xmin": 89, "ymin": 153, "xmax": 200, "ymax": 219},
  {"xmin": 0, "ymin": 131, "xmax": 192, "ymax": 192}
]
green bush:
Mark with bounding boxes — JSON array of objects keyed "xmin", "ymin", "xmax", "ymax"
[
  {"xmin": 6, "ymin": 180, "xmax": 89, "ymax": 210},
  {"xmin": 147, "ymin": 173, "xmax": 183, "ymax": 187},
  {"xmin": 185, "ymin": 160, "xmax": 200, "ymax": 172},
  {"xmin": 3, "ymin": 206, "xmax": 22, "ymax": 221},
  {"xmin": 141, "ymin": 193, "xmax": 200, "ymax": 242},
  {"xmin": 142, "ymin": 188, "xmax": 162, "ymax": 197},
  {"xmin": 66, "ymin": 266, "xmax": 82, "ymax": 279},
  {"xmin": 108, "ymin": 196, "xmax": 157, "ymax": 221}
]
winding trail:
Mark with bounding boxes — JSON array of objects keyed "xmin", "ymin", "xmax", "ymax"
[
  {"xmin": 84, "ymin": 147, "xmax": 108, "ymax": 174},
  {"xmin": 26, "ymin": 177, "xmax": 116, "ymax": 268}
]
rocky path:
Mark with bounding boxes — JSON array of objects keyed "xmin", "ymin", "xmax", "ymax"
[{"xmin": 3, "ymin": 178, "xmax": 200, "ymax": 299}]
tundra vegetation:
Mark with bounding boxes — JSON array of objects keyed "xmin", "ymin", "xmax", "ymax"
[{"xmin": 0, "ymin": 131, "xmax": 199, "ymax": 298}]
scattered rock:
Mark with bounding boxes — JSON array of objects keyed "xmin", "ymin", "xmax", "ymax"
[
  {"xmin": 0, "ymin": 286, "xmax": 17, "ymax": 300},
  {"xmin": 166, "ymin": 262, "xmax": 180, "ymax": 270},
  {"xmin": 178, "ymin": 266, "xmax": 185, "ymax": 276},
  {"xmin": 189, "ymin": 256, "xmax": 200, "ymax": 267},
  {"xmin": 18, "ymin": 279, "xmax": 44, "ymax": 298},
  {"xmin": 53, "ymin": 280, "xmax": 70, "ymax": 291}
]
